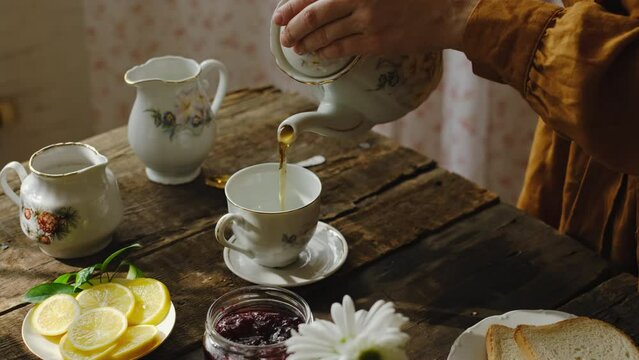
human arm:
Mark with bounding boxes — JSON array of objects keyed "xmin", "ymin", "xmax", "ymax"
[
  {"xmin": 464, "ymin": 0, "xmax": 639, "ymax": 174},
  {"xmin": 274, "ymin": 0, "xmax": 639, "ymax": 174}
]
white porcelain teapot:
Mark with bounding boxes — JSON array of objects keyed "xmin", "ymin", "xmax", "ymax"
[
  {"xmin": 0, "ymin": 143, "xmax": 123, "ymax": 258},
  {"xmin": 270, "ymin": 2, "xmax": 443, "ymax": 142}
]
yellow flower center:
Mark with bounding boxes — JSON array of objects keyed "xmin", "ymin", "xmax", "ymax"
[{"xmin": 358, "ymin": 349, "xmax": 382, "ymax": 360}]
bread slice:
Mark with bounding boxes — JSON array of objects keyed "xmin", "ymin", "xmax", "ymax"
[
  {"xmin": 486, "ymin": 324, "xmax": 525, "ymax": 360},
  {"xmin": 514, "ymin": 317, "xmax": 639, "ymax": 360}
]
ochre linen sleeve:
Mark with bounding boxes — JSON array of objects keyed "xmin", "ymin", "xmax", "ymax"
[{"xmin": 463, "ymin": 0, "xmax": 639, "ymax": 175}]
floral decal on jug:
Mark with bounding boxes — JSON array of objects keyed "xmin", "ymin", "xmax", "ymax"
[
  {"xmin": 146, "ymin": 86, "xmax": 213, "ymax": 140},
  {"xmin": 21, "ymin": 204, "xmax": 79, "ymax": 244}
]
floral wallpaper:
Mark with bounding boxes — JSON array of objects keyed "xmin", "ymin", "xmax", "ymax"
[{"xmin": 83, "ymin": 0, "xmax": 538, "ymax": 204}]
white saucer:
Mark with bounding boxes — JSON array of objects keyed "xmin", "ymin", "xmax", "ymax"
[
  {"xmin": 223, "ymin": 221, "xmax": 348, "ymax": 287},
  {"xmin": 447, "ymin": 309, "xmax": 576, "ymax": 360},
  {"xmin": 22, "ymin": 302, "xmax": 176, "ymax": 360}
]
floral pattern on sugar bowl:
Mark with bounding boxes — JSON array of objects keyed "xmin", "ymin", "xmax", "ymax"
[
  {"xmin": 21, "ymin": 204, "xmax": 79, "ymax": 244},
  {"xmin": 146, "ymin": 86, "xmax": 213, "ymax": 141}
]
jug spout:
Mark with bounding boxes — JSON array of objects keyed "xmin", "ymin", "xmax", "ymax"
[
  {"xmin": 278, "ymin": 102, "xmax": 370, "ymax": 142},
  {"xmin": 29, "ymin": 143, "xmax": 108, "ymax": 179},
  {"xmin": 124, "ymin": 56, "xmax": 202, "ymax": 87}
]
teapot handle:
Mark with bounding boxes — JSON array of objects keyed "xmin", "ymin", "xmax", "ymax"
[
  {"xmin": 200, "ymin": 59, "xmax": 228, "ymax": 116},
  {"xmin": 0, "ymin": 162, "xmax": 27, "ymax": 206}
]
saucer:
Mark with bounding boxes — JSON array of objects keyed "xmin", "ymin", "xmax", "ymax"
[
  {"xmin": 223, "ymin": 221, "xmax": 348, "ymax": 287},
  {"xmin": 22, "ymin": 302, "xmax": 176, "ymax": 360}
]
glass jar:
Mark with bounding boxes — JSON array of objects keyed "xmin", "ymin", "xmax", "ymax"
[{"xmin": 203, "ymin": 286, "xmax": 313, "ymax": 360}]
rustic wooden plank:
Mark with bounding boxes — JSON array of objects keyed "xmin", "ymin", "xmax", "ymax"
[
  {"xmin": 560, "ymin": 273, "xmax": 639, "ymax": 343},
  {"xmin": 0, "ymin": 306, "xmax": 34, "ymax": 360},
  {"xmin": 0, "ymin": 87, "xmax": 434, "ymax": 313},
  {"xmin": 294, "ymin": 204, "xmax": 612, "ymax": 360},
  {"xmin": 330, "ymin": 167, "xmax": 497, "ymax": 271},
  {"xmin": 0, "ymin": 163, "xmax": 498, "ymax": 359}
]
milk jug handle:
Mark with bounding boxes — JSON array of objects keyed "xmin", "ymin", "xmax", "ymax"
[
  {"xmin": 0, "ymin": 162, "xmax": 27, "ymax": 206},
  {"xmin": 200, "ymin": 59, "xmax": 228, "ymax": 116}
]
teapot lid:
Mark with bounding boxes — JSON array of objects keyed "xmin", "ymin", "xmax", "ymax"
[{"xmin": 270, "ymin": 17, "xmax": 359, "ymax": 84}]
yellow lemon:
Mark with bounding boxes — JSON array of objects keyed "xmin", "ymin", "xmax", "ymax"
[
  {"xmin": 76, "ymin": 282, "xmax": 135, "ymax": 319},
  {"xmin": 59, "ymin": 334, "xmax": 117, "ymax": 360},
  {"xmin": 31, "ymin": 294, "xmax": 81, "ymax": 336},
  {"xmin": 110, "ymin": 325, "xmax": 159, "ymax": 360},
  {"xmin": 114, "ymin": 278, "xmax": 170, "ymax": 325},
  {"xmin": 67, "ymin": 307, "xmax": 127, "ymax": 352}
]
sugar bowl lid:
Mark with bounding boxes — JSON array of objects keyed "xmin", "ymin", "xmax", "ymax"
[{"xmin": 270, "ymin": 0, "xmax": 359, "ymax": 85}]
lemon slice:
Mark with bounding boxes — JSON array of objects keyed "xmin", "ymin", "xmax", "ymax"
[
  {"xmin": 110, "ymin": 325, "xmax": 159, "ymax": 360},
  {"xmin": 76, "ymin": 282, "xmax": 135, "ymax": 319},
  {"xmin": 31, "ymin": 294, "xmax": 81, "ymax": 336},
  {"xmin": 67, "ymin": 307, "xmax": 127, "ymax": 352},
  {"xmin": 114, "ymin": 278, "xmax": 170, "ymax": 325},
  {"xmin": 59, "ymin": 334, "xmax": 117, "ymax": 360}
]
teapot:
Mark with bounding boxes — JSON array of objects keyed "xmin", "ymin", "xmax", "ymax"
[
  {"xmin": 0, "ymin": 143, "xmax": 123, "ymax": 258},
  {"xmin": 270, "ymin": 2, "xmax": 443, "ymax": 142},
  {"xmin": 125, "ymin": 55, "xmax": 228, "ymax": 185}
]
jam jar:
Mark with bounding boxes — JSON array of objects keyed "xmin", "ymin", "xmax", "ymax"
[{"xmin": 203, "ymin": 286, "xmax": 313, "ymax": 360}]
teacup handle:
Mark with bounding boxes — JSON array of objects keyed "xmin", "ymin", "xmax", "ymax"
[
  {"xmin": 199, "ymin": 59, "xmax": 228, "ymax": 116},
  {"xmin": 215, "ymin": 213, "xmax": 255, "ymax": 259},
  {"xmin": 0, "ymin": 162, "xmax": 27, "ymax": 206}
]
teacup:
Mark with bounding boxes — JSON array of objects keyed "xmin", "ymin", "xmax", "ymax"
[{"xmin": 215, "ymin": 163, "xmax": 321, "ymax": 268}]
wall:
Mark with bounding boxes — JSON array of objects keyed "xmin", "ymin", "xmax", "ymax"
[{"xmin": 0, "ymin": 0, "xmax": 93, "ymax": 165}]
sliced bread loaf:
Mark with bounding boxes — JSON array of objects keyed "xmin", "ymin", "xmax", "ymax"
[
  {"xmin": 514, "ymin": 317, "xmax": 639, "ymax": 360},
  {"xmin": 486, "ymin": 324, "xmax": 525, "ymax": 360}
]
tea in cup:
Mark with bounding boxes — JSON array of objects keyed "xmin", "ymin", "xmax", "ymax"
[{"xmin": 214, "ymin": 163, "xmax": 321, "ymax": 268}]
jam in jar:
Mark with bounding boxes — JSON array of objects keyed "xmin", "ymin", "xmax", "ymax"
[{"xmin": 203, "ymin": 286, "xmax": 313, "ymax": 359}]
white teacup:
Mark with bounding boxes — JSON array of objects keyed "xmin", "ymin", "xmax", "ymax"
[{"xmin": 215, "ymin": 163, "xmax": 321, "ymax": 268}]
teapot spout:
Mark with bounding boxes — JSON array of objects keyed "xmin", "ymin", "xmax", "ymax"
[{"xmin": 277, "ymin": 102, "xmax": 370, "ymax": 142}]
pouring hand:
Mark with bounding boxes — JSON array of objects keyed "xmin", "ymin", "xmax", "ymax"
[{"xmin": 272, "ymin": 0, "xmax": 480, "ymax": 58}]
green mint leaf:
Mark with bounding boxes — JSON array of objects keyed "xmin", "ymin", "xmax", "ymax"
[
  {"xmin": 24, "ymin": 283, "xmax": 75, "ymax": 303},
  {"xmin": 124, "ymin": 262, "xmax": 144, "ymax": 279},
  {"xmin": 101, "ymin": 243, "xmax": 142, "ymax": 273},
  {"xmin": 53, "ymin": 273, "xmax": 76, "ymax": 284},
  {"xmin": 73, "ymin": 265, "xmax": 96, "ymax": 291}
]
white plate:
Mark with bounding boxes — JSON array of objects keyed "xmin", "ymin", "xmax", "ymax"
[
  {"xmin": 447, "ymin": 309, "xmax": 576, "ymax": 360},
  {"xmin": 224, "ymin": 221, "xmax": 348, "ymax": 287},
  {"xmin": 22, "ymin": 301, "xmax": 176, "ymax": 360}
]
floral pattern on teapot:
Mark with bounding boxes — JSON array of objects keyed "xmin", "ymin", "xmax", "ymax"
[
  {"xmin": 145, "ymin": 86, "xmax": 213, "ymax": 140},
  {"xmin": 369, "ymin": 53, "xmax": 443, "ymax": 109},
  {"xmin": 21, "ymin": 203, "xmax": 79, "ymax": 245}
]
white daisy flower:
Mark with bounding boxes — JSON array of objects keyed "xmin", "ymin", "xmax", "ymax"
[{"xmin": 286, "ymin": 295, "xmax": 410, "ymax": 360}]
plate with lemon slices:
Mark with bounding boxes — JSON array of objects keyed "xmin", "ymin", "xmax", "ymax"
[{"xmin": 22, "ymin": 278, "xmax": 175, "ymax": 360}]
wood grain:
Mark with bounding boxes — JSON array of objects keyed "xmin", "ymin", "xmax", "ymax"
[
  {"xmin": 0, "ymin": 87, "xmax": 498, "ymax": 359},
  {"xmin": 0, "ymin": 87, "xmax": 436, "ymax": 313},
  {"xmin": 298, "ymin": 204, "xmax": 612, "ymax": 360},
  {"xmin": 2, "ymin": 87, "xmax": 632, "ymax": 360},
  {"xmin": 0, "ymin": 156, "xmax": 496, "ymax": 360},
  {"xmin": 561, "ymin": 273, "xmax": 639, "ymax": 343}
]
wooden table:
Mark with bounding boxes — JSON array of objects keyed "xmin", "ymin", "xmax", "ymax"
[{"xmin": 1, "ymin": 87, "xmax": 638, "ymax": 359}]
